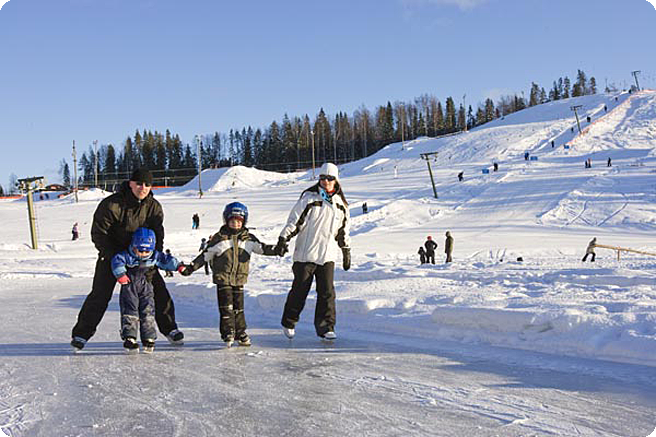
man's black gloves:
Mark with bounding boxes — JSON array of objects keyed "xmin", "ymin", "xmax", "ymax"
[
  {"xmin": 274, "ymin": 237, "xmax": 289, "ymax": 257},
  {"xmin": 342, "ymin": 247, "xmax": 351, "ymax": 271}
]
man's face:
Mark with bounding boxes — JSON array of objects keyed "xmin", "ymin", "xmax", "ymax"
[{"xmin": 129, "ymin": 180, "xmax": 151, "ymax": 200}]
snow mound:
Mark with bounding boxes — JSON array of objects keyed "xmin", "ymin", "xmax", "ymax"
[{"xmin": 162, "ymin": 165, "xmax": 304, "ymax": 194}]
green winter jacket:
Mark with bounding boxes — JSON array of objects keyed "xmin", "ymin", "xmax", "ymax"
[{"xmin": 190, "ymin": 225, "xmax": 276, "ymax": 286}]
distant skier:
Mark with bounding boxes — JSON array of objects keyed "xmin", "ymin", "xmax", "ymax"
[
  {"xmin": 424, "ymin": 236, "xmax": 437, "ymax": 264},
  {"xmin": 493, "ymin": 162, "xmax": 498, "ymax": 172},
  {"xmin": 551, "ymin": 140, "xmax": 555, "ymax": 148},
  {"xmin": 582, "ymin": 238, "xmax": 597, "ymax": 262},
  {"xmin": 71, "ymin": 222, "xmax": 79, "ymax": 241},
  {"xmin": 458, "ymin": 171, "xmax": 464, "ymax": 182},
  {"xmin": 607, "ymin": 157, "xmax": 612, "ymax": 167},
  {"xmin": 524, "ymin": 152, "xmax": 529, "ymax": 161},
  {"xmin": 362, "ymin": 202, "xmax": 368, "ymax": 214},
  {"xmin": 418, "ymin": 246, "xmax": 427, "ymax": 264},
  {"xmin": 444, "ymin": 231, "xmax": 453, "ymax": 263},
  {"xmin": 192, "ymin": 213, "xmax": 200, "ymax": 230}
]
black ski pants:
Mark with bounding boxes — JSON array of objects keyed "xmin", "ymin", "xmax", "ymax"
[
  {"xmin": 582, "ymin": 253, "xmax": 596, "ymax": 262},
  {"xmin": 426, "ymin": 251, "xmax": 435, "ymax": 264},
  {"xmin": 281, "ymin": 261, "xmax": 335, "ymax": 337},
  {"xmin": 72, "ymin": 255, "xmax": 179, "ymax": 340},
  {"xmin": 216, "ymin": 284, "xmax": 246, "ymax": 341}
]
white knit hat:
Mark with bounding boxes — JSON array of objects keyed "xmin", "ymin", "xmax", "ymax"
[{"xmin": 319, "ymin": 162, "xmax": 339, "ymax": 181}]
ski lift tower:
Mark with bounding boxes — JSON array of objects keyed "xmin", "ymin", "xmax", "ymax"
[
  {"xmin": 17, "ymin": 176, "xmax": 45, "ymax": 249},
  {"xmin": 420, "ymin": 152, "xmax": 439, "ymax": 199},
  {"xmin": 570, "ymin": 105, "xmax": 583, "ymax": 134}
]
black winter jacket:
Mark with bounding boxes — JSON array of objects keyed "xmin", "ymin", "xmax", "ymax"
[{"xmin": 90, "ymin": 181, "xmax": 165, "ymax": 258}]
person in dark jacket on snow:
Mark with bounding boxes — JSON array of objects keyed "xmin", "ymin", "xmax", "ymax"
[
  {"xmin": 180, "ymin": 202, "xmax": 280, "ymax": 347},
  {"xmin": 418, "ymin": 246, "xmax": 427, "ymax": 264},
  {"xmin": 199, "ymin": 237, "xmax": 210, "ymax": 275},
  {"xmin": 276, "ymin": 162, "xmax": 351, "ymax": 341},
  {"xmin": 444, "ymin": 231, "xmax": 454, "ymax": 263},
  {"xmin": 424, "ymin": 236, "xmax": 437, "ymax": 264},
  {"xmin": 70, "ymin": 168, "xmax": 184, "ymax": 351},
  {"xmin": 111, "ymin": 228, "xmax": 186, "ymax": 353},
  {"xmin": 71, "ymin": 222, "xmax": 79, "ymax": 241}
]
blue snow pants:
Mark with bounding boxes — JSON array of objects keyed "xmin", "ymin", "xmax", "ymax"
[{"xmin": 119, "ymin": 267, "xmax": 157, "ymax": 342}]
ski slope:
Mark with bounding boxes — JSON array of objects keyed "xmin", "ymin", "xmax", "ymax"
[{"xmin": 1, "ymin": 91, "xmax": 656, "ymax": 436}]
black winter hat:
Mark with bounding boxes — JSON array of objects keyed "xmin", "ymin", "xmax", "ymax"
[{"xmin": 130, "ymin": 168, "xmax": 153, "ymax": 185}]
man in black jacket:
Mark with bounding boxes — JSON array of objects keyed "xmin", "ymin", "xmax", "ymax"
[{"xmin": 70, "ymin": 168, "xmax": 184, "ymax": 351}]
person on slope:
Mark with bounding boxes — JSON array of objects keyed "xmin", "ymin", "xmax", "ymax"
[
  {"xmin": 445, "ymin": 231, "xmax": 454, "ymax": 263},
  {"xmin": 180, "ymin": 202, "xmax": 280, "ymax": 347},
  {"xmin": 424, "ymin": 236, "xmax": 437, "ymax": 264},
  {"xmin": 276, "ymin": 162, "xmax": 351, "ymax": 341},
  {"xmin": 418, "ymin": 246, "xmax": 427, "ymax": 264}
]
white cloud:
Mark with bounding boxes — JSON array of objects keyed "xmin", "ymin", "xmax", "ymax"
[
  {"xmin": 0, "ymin": 0, "xmax": 10, "ymax": 12},
  {"xmin": 402, "ymin": 0, "xmax": 488, "ymax": 12},
  {"xmin": 645, "ymin": 0, "xmax": 656, "ymax": 10}
]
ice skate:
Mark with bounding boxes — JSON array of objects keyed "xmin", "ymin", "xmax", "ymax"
[
  {"xmin": 282, "ymin": 327, "xmax": 295, "ymax": 339},
  {"xmin": 165, "ymin": 329, "xmax": 184, "ymax": 346},
  {"xmin": 71, "ymin": 336, "xmax": 87, "ymax": 353},
  {"xmin": 320, "ymin": 331, "xmax": 337, "ymax": 341},
  {"xmin": 142, "ymin": 339, "xmax": 155, "ymax": 354},
  {"xmin": 123, "ymin": 337, "xmax": 139, "ymax": 354},
  {"xmin": 237, "ymin": 333, "xmax": 251, "ymax": 347}
]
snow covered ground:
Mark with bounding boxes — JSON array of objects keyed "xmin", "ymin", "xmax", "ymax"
[{"xmin": 1, "ymin": 91, "xmax": 656, "ymax": 436}]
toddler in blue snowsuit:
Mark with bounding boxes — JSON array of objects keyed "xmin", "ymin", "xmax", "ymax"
[{"xmin": 111, "ymin": 227, "xmax": 184, "ymax": 353}]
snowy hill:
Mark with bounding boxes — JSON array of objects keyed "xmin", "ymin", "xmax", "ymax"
[{"xmin": 1, "ymin": 92, "xmax": 656, "ymax": 436}]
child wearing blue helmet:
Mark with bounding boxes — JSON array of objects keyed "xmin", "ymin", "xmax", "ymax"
[
  {"xmin": 180, "ymin": 202, "xmax": 281, "ymax": 347},
  {"xmin": 111, "ymin": 227, "xmax": 185, "ymax": 353}
]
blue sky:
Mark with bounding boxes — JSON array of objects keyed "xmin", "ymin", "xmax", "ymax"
[{"xmin": 0, "ymin": 0, "xmax": 655, "ymax": 188}]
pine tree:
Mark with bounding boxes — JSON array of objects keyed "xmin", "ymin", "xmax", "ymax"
[
  {"xmin": 529, "ymin": 82, "xmax": 541, "ymax": 106},
  {"xmin": 445, "ymin": 97, "xmax": 457, "ymax": 132},
  {"xmin": 589, "ymin": 77, "xmax": 597, "ymax": 94},
  {"xmin": 104, "ymin": 145, "xmax": 117, "ymax": 182},
  {"xmin": 563, "ymin": 77, "xmax": 571, "ymax": 98},
  {"xmin": 457, "ymin": 104, "xmax": 466, "ymax": 131},
  {"xmin": 59, "ymin": 159, "xmax": 71, "ymax": 187},
  {"xmin": 484, "ymin": 98, "xmax": 495, "ymax": 123}
]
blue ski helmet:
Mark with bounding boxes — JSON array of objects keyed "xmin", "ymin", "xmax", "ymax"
[
  {"xmin": 223, "ymin": 202, "xmax": 248, "ymax": 226},
  {"xmin": 130, "ymin": 227, "xmax": 156, "ymax": 258}
]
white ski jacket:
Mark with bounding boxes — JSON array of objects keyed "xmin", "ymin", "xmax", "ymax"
[{"xmin": 280, "ymin": 186, "xmax": 350, "ymax": 265}]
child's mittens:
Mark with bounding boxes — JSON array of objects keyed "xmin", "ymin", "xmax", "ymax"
[
  {"xmin": 117, "ymin": 275, "xmax": 130, "ymax": 285},
  {"xmin": 179, "ymin": 264, "xmax": 193, "ymax": 276}
]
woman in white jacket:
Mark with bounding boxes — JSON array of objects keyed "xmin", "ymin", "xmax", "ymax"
[{"xmin": 275, "ymin": 162, "xmax": 351, "ymax": 340}]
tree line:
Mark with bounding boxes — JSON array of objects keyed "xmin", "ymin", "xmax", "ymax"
[{"xmin": 48, "ymin": 69, "xmax": 600, "ymax": 190}]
